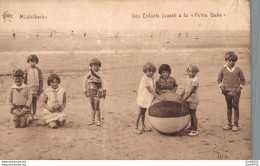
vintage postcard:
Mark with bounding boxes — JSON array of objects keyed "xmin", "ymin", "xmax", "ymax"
[{"xmin": 0, "ymin": 0, "xmax": 250, "ymax": 160}]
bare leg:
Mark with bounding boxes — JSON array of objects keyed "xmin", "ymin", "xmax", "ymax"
[
  {"xmin": 94, "ymin": 99, "xmax": 101, "ymax": 121},
  {"xmin": 49, "ymin": 121, "xmax": 58, "ymax": 129},
  {"xmin": 89, "ymin": 98, "xmax": 96, "ymax": 122}
]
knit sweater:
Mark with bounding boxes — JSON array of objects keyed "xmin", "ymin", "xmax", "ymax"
[
  {"xmin": 217, "ymin": 66, "xmax": 245, "ymax": 91},
  {"xmin": 7, "ymin": 84, "xmax": 32, "ymax": 111},
  {"xmin": 24, "ymin": 67, "xmax": 43, "ymax": 95}
]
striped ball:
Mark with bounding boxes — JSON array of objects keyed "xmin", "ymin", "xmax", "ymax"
[{"xmin": 148, "ymin": 93, "xmax": 190, "ymax": 135}]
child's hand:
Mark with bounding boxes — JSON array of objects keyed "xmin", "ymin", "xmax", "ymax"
[
  {"xmin": 22, "ymin": 108, "xmax": 29, "ymax": 114},
  {"xmin": 102, "ymin": 90, "xmax": 106, "ymax": 99},
  {"xmin": 18, "ymin": 110, "xmax": 26, "ymax": 116},
  {"xmin": 158, "ymin": 97, "xmax": 166, "ymax": 101},
  {"xmin": 180, "ymin": 98, "xmax": 187, "ymax": 105},
  {"xmin": 84, "ymin": 92, "xmax": 89, "ymax": 98},
  {"xmin": 236, "ymin": 87, "xmax": 242, "ymax": 95},
  {"xmin": 231, "ymin": 90, "xmax": 236, "ymax": 96},
  {"xmin": 220, "ymin": 86, "xmax": 228, "ymax": 95}
]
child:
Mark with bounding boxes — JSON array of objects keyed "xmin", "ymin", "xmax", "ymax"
[
  {"xmin": 133, "ymin": 62, "xmax": 164, "ymax": 134},
  {"xmin": 43, "ymin": 74, "xmax": 67, "ymax": 129},
  {"xmin": 156, "ymin": 64, "xmax": 178, "ymax": 95},
  {"xmin": 217, "ymin": 52, "xmax": 245, "ymax": 132},
  {"xmin": 7, "ymin": 69, "xmax": 33, "ymax": 128},
  {"xmin": 24, "ymin": 54, "xmax": 43, "ymax": 120},
  {"xmin": 83, "ymin": 58, "xmax": 106, "ymax": 126},
  {"xmin": 180, "ymin": 63, "xmax": 200, "ymax": 136}
]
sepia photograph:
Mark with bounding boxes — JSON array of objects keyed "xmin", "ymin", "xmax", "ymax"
[{"xmin": 0, "ymin": 0, "xmax": 251, "ymax": 160}]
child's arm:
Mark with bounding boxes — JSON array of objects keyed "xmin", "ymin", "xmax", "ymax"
[
  {"xmin": 217, "ymin": 68, "xmax": 228, "ymax": 94},
  {"xmin": 83, "ymin": 74, "xmax": 89, "ymax": 97},
  {"xmin": 146, "ymin": 86, "xmax": 165, "ymax": 101},
  {"xmin": 172, "ymin": 84, "xmax": 178, "ymax": 93},
  {"xmin": 236, "ymin": 68, "xmax": 246, "ymax": 94},
  {"xmin": 60, "ymin": 92, "xmax": 67, "ymax": 111},
  {"xmin": 156, "ymin": 86, "xmax": 163, "ymax": 95},
  {"xmin": 180, "ymin": 90, "xmax": 185, "ymax": 98},
  {"xmin": 155, "ymin": 79, "xmax": 165, "ymax": 95},
  {"xmin": 38, "ymin": 68, "xmax": 43, "ymax": 95},
  {"xmin": 22, "ymin": 88, "xmax": 32, "ymax": 113},
  {"xmin": 181, "ymin": 86, "xmax": 196, "ymax": 102},
  {"xmin": 99, "ymin": 72, "xmax": 107, "ymax": 99},
  {"xmin": 7, "ymin": 88, "xmax": 14, "ymax": 112},
  {"xmin": 24, "ymin": 69, "xmax": 28, "ymax": 85},
  {"xmin": 43, "ymin": 94, "xmax": 53, "ymax": 112},
  {"xmin": 217, "ymin": 68, "xmax": 224, "ymax": 88}
]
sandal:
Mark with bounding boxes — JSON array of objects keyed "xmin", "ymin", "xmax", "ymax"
[
  {"xmin": 141, "ymin": 126, "xmax": 152, "ymax": 132},
  {"xmin": 133, "ymin": 128, "xmax": 142, "ymax": 134},
  {"xmin": 96, "ymin": 121, "xmax": 102, "ymax": 126},
  {"xmin": 87, "ymin": 121, "xmax": 95, "ymax": 125}
]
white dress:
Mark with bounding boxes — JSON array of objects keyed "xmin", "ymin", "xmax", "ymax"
[
  {"xmin": 137, "ymin": 75, "xmax": 156, "ymax": 108},
  {"xmin": 43, "ymin": 86, "xmax": 67, "ymax": 124}
]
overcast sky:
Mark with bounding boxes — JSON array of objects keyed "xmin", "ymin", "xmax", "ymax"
[{"xmin": 0, "ymin": 0, "xmax": 250, "ymax": 33}]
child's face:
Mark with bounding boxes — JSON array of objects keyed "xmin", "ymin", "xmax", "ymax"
[
  {"xmin": 145, "ymin": 69, "xmax": 154, "ymax": 78},
  {"xmin": 161, "ymin": 71, "xmax": 170, "ymax": 79},
  {"xmin": 29, "ymin": 60, "xmax": 37, "ymax": 68},
  {"xmin": 13, "ymin": 76, "xmax": 24, "ymax": 86},
  {"xmin": 50, "ymin": 79, "xmax": 59, "ymax": 89},
  {"xmin": 91, "ymin": 64, "xmax": 100, "ymax": 72},
  {"xmin": 188, "ymin": 69, "xmax": 197, "ymax": 78},
  {"xmin": 226, "ymin": 58, "xmax": 236, "ymax": 68}
]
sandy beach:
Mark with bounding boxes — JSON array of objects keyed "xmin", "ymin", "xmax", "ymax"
[{"xmin": 0, "ymin": 35, "xmax": 251, "ymax": 160}]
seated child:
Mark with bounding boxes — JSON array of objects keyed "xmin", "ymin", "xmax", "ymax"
[
  {"xmin": 43, "ymin": 74, "xmax": 67, "ymax": 129},
  {"xmin": 156, "ymin": 64, "xmax": 178, "ymax": 95},
  {"xmin": 7, "ymin": 69, "xmax": 33, "ymax": 128}
]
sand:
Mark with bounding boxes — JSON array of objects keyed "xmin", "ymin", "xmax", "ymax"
[{"xmin": 0, "ymin": 35, "xmax": 251, "ymax": 160}]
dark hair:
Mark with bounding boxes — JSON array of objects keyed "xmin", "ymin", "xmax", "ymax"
[
  {"xmin": 225, "ymin": 52, "xmax": 237, "ymax": 62},
  {"xmin": 13, "ymin": 69, "xmax": 24, "ymax": 78},
  {"xmin": 143, "ymin": 62, "xmax": 156, "ymax": 73},
  {"xmin": 159, "ymin": 64, "xmax": 171, "ymax": 75},
  {"xmin": 47, "ymin": 73, "xmax": 60, "ymax": 86},
  {"xmin": 27, "ymin": 54, "xmax": 39, "ymax": 63},
  {"xmin": 90, "ymin": 58, "xmax": 101, "ymax": 67}
]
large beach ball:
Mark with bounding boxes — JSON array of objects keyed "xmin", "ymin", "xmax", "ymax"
[{"xmin": 148, "ymin": 93, "xmax": 190, "ymax": 135}]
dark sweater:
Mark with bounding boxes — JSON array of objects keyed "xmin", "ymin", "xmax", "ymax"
[{"xmin": 217, "ymin": 66, "xmax": 245, "ymax": 91}]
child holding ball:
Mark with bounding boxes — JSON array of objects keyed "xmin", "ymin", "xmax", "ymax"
[
  {"xmin": 181, "ymin": 63, "xmax": 200, "ymax": 136},
  {"xmin": 133, "ymin": 62, "xmax": 164, "ymax": 134}
]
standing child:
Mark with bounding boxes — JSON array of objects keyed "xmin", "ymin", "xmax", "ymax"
[
  {"xmin": 43, "ymin": 74, "xmax": 67, "ymax": 129},
  {"xmin": 7, "ymin": 69, "xmax": 33, "ymax": 128},
  {"xmin": 181, "ymin": 63, "xmax": 200, "ymax": 136},
  {"xmin": 24, "ymin": 54, "xmax": 43, "ymax": 120},
  {"xmin": 133, "ymin": 62, "xmax": 164, "ymax": 134},
  {"xmin": 156, "ymin": 64, "xmax": 178, "ymax": 95},
  {"xmin": 83, "ymin": 58, "xmax": 106, "ymax": 126},
  {"xmin": 217, "ymin": 52, "xmax": 245, "ymax": 132}
]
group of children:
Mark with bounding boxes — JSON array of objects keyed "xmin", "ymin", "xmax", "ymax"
[
  {"xmin": 7, "ymin": 51, "xmax": 245, "ymax": 135},
  {"xmin": 134, "ymin": 51, "xmax": 245, "ymax": 136}
]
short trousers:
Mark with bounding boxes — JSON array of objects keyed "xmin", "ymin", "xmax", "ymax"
[{"xmin": 187, "ymin": 102, "xmax": 199, "ymax": 109}]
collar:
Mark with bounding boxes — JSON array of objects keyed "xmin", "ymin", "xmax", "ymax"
[
  {"xmin": 50, "ymin": 86, "xmax": 60, "ymax": 92},
  {"xmin": 12, "ymin": 84, "xmax": 26, "ymax": 89},
  {"xmin": 187, "ymin": 76, "xmax": 198, "ymax": 82},
  {"xmin": 224, "ymin": 65, "xmax": 236, "ymax": 72},
  {"xmin": 145, "ymin": 75, "xmax": 154, "ymax": 79}
]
